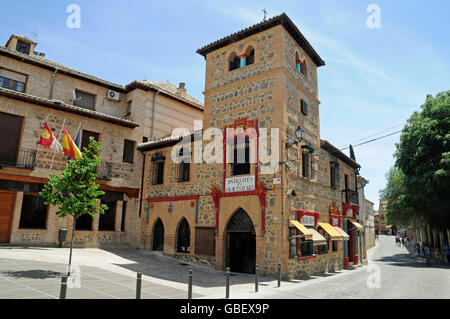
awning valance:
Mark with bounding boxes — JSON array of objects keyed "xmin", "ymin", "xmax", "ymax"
[
  {"xmin": 289, "ymin": 220, "xmax": 313, "ymax": 240},
  {"xmin": 318, "ymin": 222, "xmax": 343, "ymax": 240},
  {"xmin": 333, "ymin": 226, "xmax": 350, "ymax": 241},
  {"xmin": 349, "ymin": 219, "xmax": 364, "ymax": 231},
  {"xmin": 308, "ymin": 228, "xmax": 327, "ymax": 246}
]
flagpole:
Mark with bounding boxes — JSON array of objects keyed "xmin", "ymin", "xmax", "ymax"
[{"xmin": 48, "ymin": 118, "xmax": 66, "ymax": 175}]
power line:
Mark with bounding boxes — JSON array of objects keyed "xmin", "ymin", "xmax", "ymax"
[
  {"xmin": 339, "ymin": 124, "xmax": 404, "ymax": 148},
  {"xmin": 340, "ymin": 129, "xmax": 403, "ymax": 151}
]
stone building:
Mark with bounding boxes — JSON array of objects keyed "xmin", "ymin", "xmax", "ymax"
[
  {"xmin": 378, "ymin": 198, "xmax": 388, "ymax": 234},
  {"xmin": 137, "ymin": 13, "xmax": 364, "ymax": 279},
  {"xmin": 0, "ymin": 34, "xmax": 203, "ymax": 247}
]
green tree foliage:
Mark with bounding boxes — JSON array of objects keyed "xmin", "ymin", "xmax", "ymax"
[{"xmin": 381, "ymin": 91, "xmax": 450, "ymax": 227}]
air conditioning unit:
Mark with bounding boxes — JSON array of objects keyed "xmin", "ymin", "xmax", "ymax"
[{"xmin": 106, "ymin": 89, "xmax": 120, "ymax": 101}]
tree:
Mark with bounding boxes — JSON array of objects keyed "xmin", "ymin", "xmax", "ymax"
[
  {"xmin": 40, "ymin": 137, "xmax": 108, "ymax": 275},
  {"xmin": 383, "ymin": 91, "xmax": 450, "ymax": 228}
]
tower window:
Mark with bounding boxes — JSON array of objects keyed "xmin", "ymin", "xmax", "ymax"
[
  {"xmin": 301, "ymin": 59, "xmax": 307, "ymax": 77},
  {"xmin": 246, "ymin": 47, "xmax": 255, "ymax": 66},
  {"xmin": 301, "ymin": 99, "xmax": 308, "ymax": 115},
  {"xmin": 229, "ymin": 52, "xmax": 240, "ymax": 71},
  {"xmin": 231, "ymin": 136, "xmax": 250, "ymax": 176},
  {"xmin": 16, "ymin": 40, "xmax": 30, "ymax": 55}
]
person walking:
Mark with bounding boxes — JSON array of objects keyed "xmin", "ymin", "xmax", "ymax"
[
  {"xmin": 424, "ymin": 245, "xmax": 431, "ymax": 266},
  {"xmin": 443, "ymin": 244, "xmax": 450, "ymax": 264}
]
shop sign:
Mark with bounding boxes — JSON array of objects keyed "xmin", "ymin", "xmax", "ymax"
[
  {"xmin": 301, "ymin": 215, "xmax": 315, "ymax": 226},
  {"xmin": 225, "ymin": 175, "xmax": 255, "ymax": 193}
]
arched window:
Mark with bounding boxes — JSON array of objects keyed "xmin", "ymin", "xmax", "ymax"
[
  {"xmin": 295, "ymin": 52, "xmax": 301, "ymax": 72},
  {"xmin": 229, "ymin": 52, "xmax": 240, "ymax": 71},
  {"xmin": 301, "ymin": 59, "xmax": 307, "ymax": 77},
  {"xmin": 177, "ymin": 218, "xmax": 191, "ymax": 253},
  {"xmin": 246, "ymin": 46, "xmax": 255, "ymax": 66}
]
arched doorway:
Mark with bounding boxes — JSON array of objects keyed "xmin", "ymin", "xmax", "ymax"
[
  {"xmin": 152, "ymin": 219, "xmax": 164, "ymax": 251},
  {"xmin": 177, "ymin": 218, "xmax": 191, "ymax": 253},
  {"xmin": 226, "ymin": 208, "xmax": 256, "ymax": 274}
]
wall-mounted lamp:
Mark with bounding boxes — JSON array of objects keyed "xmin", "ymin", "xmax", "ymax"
[{"xmin": 286, "ymin": 126, "xmax": 304, "ymax": 148}]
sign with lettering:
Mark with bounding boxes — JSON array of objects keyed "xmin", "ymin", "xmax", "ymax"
[
  {"xmin": 301, "ymin": 215, "xmax": 315, "ymax": 226},
  {"xmin": 347, "ymin": 209, "xmax": 353, "ymax": 218},
  {"xmin": 331, "ymin": 218, "xmax": 339, "ymax": 226},
  {"xmin": 225, "ymin": 175, "xmax": 255, "ymax": 193}
]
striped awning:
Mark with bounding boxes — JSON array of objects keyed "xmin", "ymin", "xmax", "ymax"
[
  {"xmin": 289, "ymin": 220, "xmax": 313, "ymax": 240},
  {"xmin": 318, "ymin": 222, "xmax": 343, "ymax": 240},
  {"xmin": 333, "ymin": 226, "xmax": 350, "ymax": 241}
]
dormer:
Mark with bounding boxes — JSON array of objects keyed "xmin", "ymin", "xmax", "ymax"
[{"xmin": 5, "ymin": 35, "xmax": 38, "ymax": 56}]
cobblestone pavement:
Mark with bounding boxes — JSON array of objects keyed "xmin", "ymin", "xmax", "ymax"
[
  {"xmin": 205, "ymin": 235, "xmax": 450, "ymax": 299},
  {"xmin": 1, "ymin": 235, "xmax": 448, "ymax": 299}
]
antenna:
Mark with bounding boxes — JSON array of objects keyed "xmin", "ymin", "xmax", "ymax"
[
  {"xmin": 21, "ymin": 28, "xmax": 38, "ymax": 41},
  {"xmin": 262, "ymin": 9, "xmax": 268, "ymax": 21}
]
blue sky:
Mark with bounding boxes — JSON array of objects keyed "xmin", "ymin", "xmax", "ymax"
[{"xmin": 1, "ymin": 0, "xmax": 449, "ymax": 209}]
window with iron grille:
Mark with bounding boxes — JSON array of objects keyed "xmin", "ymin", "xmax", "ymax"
[
  {"xmin": 195, "ymin": 227, "xmax": 215, "ymax": 256},
  {"xmin": 123, "ymin": 139, "xmax": 135, "ymax": 164},
  {"xmin": 301, "ymin": 99, "xmax": 308, "ymax": 115},
  {"xmin": 74, "ymin": 89, "xmax": 95, "ymax": 110},
  {"xmin": 16, "ymin": 40, "xmax": 30, "ymax": 54},
  {"xmin": 231, "ymin": 137, "xmax": 250, "ymax": 176},
  {"xmin": 151, "ymin": 154, "xmax": 165, "ymax": 185}
]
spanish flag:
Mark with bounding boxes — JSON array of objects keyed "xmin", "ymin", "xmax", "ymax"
[
  {"xmin": 62, "ymin": 129, "xmax": 82, "ymax": 160},
  {"xmin": 39, "ymin": 122, "xmax": 62, "ymax": 152}
]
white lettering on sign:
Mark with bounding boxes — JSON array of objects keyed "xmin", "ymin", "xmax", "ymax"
[
  {"xmin": 225, "ymin": 175, "xmax": 255, "ymax": 193},
  {"xmin": 301, "ymin": 215, "xmax": 315, "ymax": 226},
  {"xmin": 332, "ymin": 218, "xmax": 339, "ymax": 226},
  {"xmin": 347, "ymin": 209, "xmax": 353, "ymax": 218}
]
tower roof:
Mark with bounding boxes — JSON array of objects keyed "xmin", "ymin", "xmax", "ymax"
[{"xmin": 196, "ymin": 12, "xmax": 325, "ymax": 67}]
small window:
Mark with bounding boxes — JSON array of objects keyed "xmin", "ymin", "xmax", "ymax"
[
  {"xmin": 229, "ymin": 52, "xmax": 240, "ymax": 71},
  {"xmin": 123, "ymin": 140, "xmax": 135, "ymax": 164},
  {"xmin": 330, "ymin": 161, "xmax": 340, "ymax": 189},
  {"xmin": 151, "ymin": 155, "xmax": 165, "ymax": 185},
  {"xmin": 16, "ymin": 40, "xmax": 30, "ymax": 55},
  {"xmin": 246, "ymin": 48, "xmax": 255, "ymax": 66},
  {"xmin": 0, "ymin": 68, "xmax": 26, "ymax": 92},
  {"xmin": 176, "ymin": 148, "xmax": 190, "ymax": 182},
  {"xmin": 74, "ymin": 89, "xmax": 95, "ymax": 110},
  {"xmin": 300, "ymin": 99, "xmax": 308, "ymax": 115},
  {"xmin": 301, "ymin": 59, "xmax": 307, "ymax": 77},
  {"xmin": 99, "ymin": 200, "xmax": 116, "ymax": 231},
  {"xmin": 19, "ymin": 194, "xmax": 47, "ymax": 229},
  {"xmin": 302, "ymin": 151, "xmax": 310, "ymax": 178}
]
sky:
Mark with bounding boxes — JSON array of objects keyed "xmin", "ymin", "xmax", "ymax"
[{"xmin": 1, "ymin": 0, "xmax": 449, "ymax": 209}]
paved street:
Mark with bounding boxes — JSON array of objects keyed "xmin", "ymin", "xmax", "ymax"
[
  {"xmin": 210, "ymin": 235, "xmax": 450, "ymax": 299},
  {"xmin": 0, "ymin": 235, "xmax": 448, "ymax": 299}
]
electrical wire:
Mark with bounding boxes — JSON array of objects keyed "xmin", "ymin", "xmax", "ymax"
[
  {"xmin": 340, "ymin": 129, "xmax": 403, "ymax": 151},
  {"xmin": 338, "ymin": 124, "xmax": 404, "ymax": 149}
]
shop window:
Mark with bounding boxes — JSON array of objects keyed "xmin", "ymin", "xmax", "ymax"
[
  {"xmin": 332, "ymin": 240, "xmax": 339, "ymax": 251},
  {"xmin": 99, "ymin": 200, "xmax": 116, "ymax": 231},
  {"xmin": 177, "ymin": 218, "xmax": 190, "ymax": 253},
  {"xmin": 229, "ymin": 52, "xmax": 240, "ymax": 71},
  {"xmin": 19, "ymin": 194, "xmax": 47, "ymax": 229},
  {"xmin": 231, "ymin": 136, "xmax": 250, "ymax": 176},
  {"xmin": 123, "ymin": 139, "xmax": 135, "ymax": 164},
  {"xmin": 74, "ymin": 89, "xmax": 95, "ymax": 110},
  {"xmin": 75, "ymin": 213, "xmax": 92, "ymax": 230},
  {"xmin": 195, "ymin": 227, "xmax": 215, "ymax": 256},
  {"xmin": 300, "ymin": 240, "xmax": 314, "ymax": 256},
  {"xmin": 289, "ymin": 227, "xmax": 298, "ymax": 259}
]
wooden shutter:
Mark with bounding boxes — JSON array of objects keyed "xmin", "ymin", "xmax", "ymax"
[
  {"xmin": 195, "ymin": 227, "xmax": 215, "ymax": 256},
  {"xmin": 0, "ymin": 112, "xmax": 23, "ymax": 165},
  {"xmin": 81, "ymin": 130, "xmax": 99, "ymax": 150}
]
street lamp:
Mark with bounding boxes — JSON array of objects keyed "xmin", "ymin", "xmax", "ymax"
[{"xmin": 286, "ymin": 126, "xmax": 304, "ymax": 148}]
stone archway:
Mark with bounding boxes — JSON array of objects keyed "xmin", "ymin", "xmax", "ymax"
[
  {"xmin": 226, "ymin": 208, "xmax": 256, "ymax": 274},
  {"xmin": 152, "ymin": 219, "xmax": 164, "ymax": 251}
]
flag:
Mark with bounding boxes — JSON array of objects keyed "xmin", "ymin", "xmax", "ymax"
[
  {"xmin": 62, "ymin": 129, "xmax": 82, "ymax": 160},
  {"xmin": 74, "ymin": 125, "xmax": 81, "ymax": 148},
  {"xmin": 39, "ymin": 122, "xmax": 62, "ymax": 152}
]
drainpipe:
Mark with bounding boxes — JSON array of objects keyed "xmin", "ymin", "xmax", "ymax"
[
  {"xmin": 49, "ymin": 67, "xmax": 59, "ymax": 99},
  {"xmin": 150, "ymin": 89, "xmax": 160, "ymax": 139}
]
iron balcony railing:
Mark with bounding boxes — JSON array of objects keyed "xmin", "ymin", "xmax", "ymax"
[
  {"xmin": 0, "ymin": 147, "xmax": 37, "ymax": 169},
  {"xmin": 97, "ymin": 162, "xmax": 113, "ymax": 180},
  {"xmin": 342, "ymin": 188, "xmax": 359, "ymax": 205}
]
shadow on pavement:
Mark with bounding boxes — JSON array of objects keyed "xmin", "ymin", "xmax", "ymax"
[
  {"xmin": 374, "ymin": 253, "xmax": 450, "ymax": 269},
  {"xmin": 2, "ymin": 269, "xmax": 62, "ymax": 279},
  {"xmin": 100, "ymin": 247, "xmax": 274, "ymax": 288}
]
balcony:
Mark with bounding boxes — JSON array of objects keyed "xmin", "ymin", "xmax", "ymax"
[
  {"xmin": 0, "ymin": 147, "xmax": 37, "ymax": 169},
  {"xmin": 342, "ymin": 188, "xmax": 359, "ymax": 205},
  {"xmin": 97, "ymin": 162, "xmax": 113, "ymax": 180}
]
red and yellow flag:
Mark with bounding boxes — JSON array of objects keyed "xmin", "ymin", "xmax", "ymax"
[
  {"xmin": 62, "ymin": 129, "xmax": 82, "ymax": 160},
  {"xmin": 39, "ymin": 122, "xmax": 62, "ymax": 151}
]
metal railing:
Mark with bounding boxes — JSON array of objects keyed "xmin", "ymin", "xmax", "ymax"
[
  {"xmin": 97, "ymin": 162, "xmax": 113, "ymax": 180},
  {"xmin": 342, "ymin": 188, "xmax": 359, "ymax": 205},
  {"xmin": 0, "ymin": 147, "xmax": 37, "ymax": 169}
]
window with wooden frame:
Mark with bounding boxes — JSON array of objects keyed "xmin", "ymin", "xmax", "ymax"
[
  {"xmin": 150, "ymin": 153, "xmax": 165, "ymax": 185},
  {"xmin": 19, "ymin": 194, "xmax": 48, "ymax": 229},
  {"xmin": 0, "ymin": 68, "xmax": 27, "ymax": 92},
  {"xmin": 195, "ymin": 227, "xmax": 215, "ymax": 256},
  {"xmin": 176, "ymin": 148, "xmax": 190, "ymax": 182},
  {"xmin": 123, "ymin": 139, "xmax": 135, "ymax": 164},
  {"xmin": 16, "ymin": 40, "xmax": 30, "ymax": 54},
  {"xmin": 74, "ymin": 89, "xmax": 95, "ymax": 110},
  {"xmin": 330, "ymin": 161, "xmax": 340, "ymax": 189},
  {"xmin": 301, "ymin": 145, "xmax": 314, "ymax": 179}
]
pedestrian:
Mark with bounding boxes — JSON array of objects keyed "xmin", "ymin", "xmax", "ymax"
[
  {"xmin": 416, "ymin": 242, "xmax": 421, "ymax": 256},
  {"xmin": 424, "ymin": 244, "xmax": 431, "ymax": 266},
  {"xmin": 443, "ymin": 244, "xmax": 450, "ymax": 264}
]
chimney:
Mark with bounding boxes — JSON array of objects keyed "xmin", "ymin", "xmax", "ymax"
[{"xmin": 177, "ymin": 82, "xmax": 186, "ymax": 95}]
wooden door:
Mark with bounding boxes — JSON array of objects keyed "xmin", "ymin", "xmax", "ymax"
[{"xmin": 0, "ymin": 191, "xmax": 16, "ymax": 243}]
